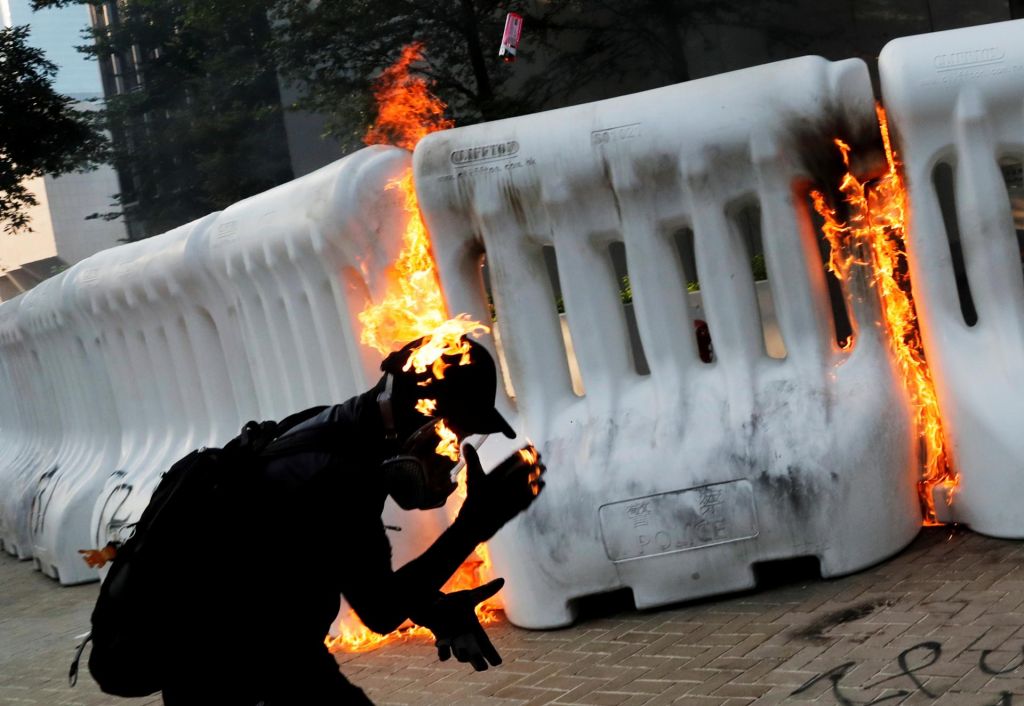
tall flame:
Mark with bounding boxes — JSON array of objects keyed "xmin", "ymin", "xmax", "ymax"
[
  {"xmin": 328, "ymin": 43, "xmax": 499, "ymax": 654},
  {"xmin": 810, "ymin": 105, "xmax": 958, "ymax": 524},
  {"xmin": 357, "ymin": 169, "xmax": 448, "ymax": 354},
  {"xmin": 363, "ymin": 42, "xmax": 454, "ymax": 151}
]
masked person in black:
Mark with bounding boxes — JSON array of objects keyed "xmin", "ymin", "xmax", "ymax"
[{"xmin": 160, "ymin": 335, "xmax": 544, "ymax": 706}]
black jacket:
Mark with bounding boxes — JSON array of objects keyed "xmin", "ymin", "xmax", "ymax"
[{"xmin": 164, "ymin": 387, "xmax": 481, "ymax": 704}]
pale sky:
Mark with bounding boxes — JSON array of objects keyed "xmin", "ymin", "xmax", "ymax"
[{"xmin": 2, "ymin": 0, "xmax": 101, "ymax": 98}]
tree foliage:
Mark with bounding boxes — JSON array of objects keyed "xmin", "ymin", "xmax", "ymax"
[
  {"xmin": 271, "ymin": 0, "xmax": 544, "ymax": 152},
  {"xmin": 34, "ymin": 0, "xmax": 293, "ymax": 238},
  {"xmin": 0, "ymin": 25, "xmax": 107, "ymax": 235},
  {"xmin": 270, "ymin": 0, "xmax": 822, "ymax": 150},
  {"xmin": 534, "ymin": 0, "xmax": 820, "ymax": 103}
]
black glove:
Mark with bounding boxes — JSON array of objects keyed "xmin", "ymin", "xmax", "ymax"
[
  {"xmin": 456, "ymin": 444, "xmax": 545, "ymax": 543},
  {"xmin": 421, "ymin": 578, "xmax": 505, "ymax": 671}
]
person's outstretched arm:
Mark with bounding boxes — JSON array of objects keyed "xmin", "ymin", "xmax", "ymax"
[{"xmin": 344, "ymin": 444, "xmax": 544, "ymax": 635}]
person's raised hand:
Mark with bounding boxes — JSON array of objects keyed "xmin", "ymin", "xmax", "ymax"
[{"xmin": 456, "ymin": 444, "xmax": 545, "ymax": 543}]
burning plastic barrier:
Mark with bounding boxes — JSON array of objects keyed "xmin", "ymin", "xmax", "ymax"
[
  {"xmin": 0, "ymin": 29, "xmax": 986, "ymax": 636},
  {"xmin": 414, "ymin": 56, "xmax": 922, "ymax": 628},
  {"xmin": 20, "ymin": 269, "xmax": 122, "ymax": 584},
  {"xmin": 879, "ymin": 19, "xmax": 1024, "ymax": 537}
]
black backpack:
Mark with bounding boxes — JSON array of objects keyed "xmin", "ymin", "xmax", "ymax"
[{"xmin": 71, "ymin": 407, "xmax": 328, "ymax": 697}]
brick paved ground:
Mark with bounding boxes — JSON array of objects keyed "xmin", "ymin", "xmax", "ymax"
[{"xmin": 4, "ymin": 526, "xmax": 1024, "ymax": 705}]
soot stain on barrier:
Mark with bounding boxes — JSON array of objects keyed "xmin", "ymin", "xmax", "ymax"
[
  {"xmin": 503, "ymin": 177, "xmax": 545, "ymax": 237},
  {"xmin": 523, "ymin": 502, "xmax": 569, "ymax": 569},
  {"xmin": 786, "ymin": 101, "xmax": 884, "ymax": 218},
  {"xmin": 523, "ymin": 478, "xmax": 593, "ymax": 572},
  {"xmin": 456, "ymin": 170, "xmax": 477, "ymax": 214},
  {"xmin": 502, "ymin": 180, "xmax": 530, "ymax": 230},
  {"xmin": 636, "ymin": 153, "xmax": 681, "ymax": 194},
  {"xmin": 794, "ymin": 598, "xmax": 898, "ymax": 644},
  {"xmin": 747, "ymin": 410, "xmax": 762, "ymax": 437},
  {"xmin": 599, "ymin": 156, "xmax": 625, "ymax": 225},
  {"xmin": 755, "ymin": 465, "xmax": 819, "ymax": 522}
]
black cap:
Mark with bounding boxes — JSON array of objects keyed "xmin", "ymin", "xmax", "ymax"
[{"xmin": 381, "ymin": 336, "xmax": 516, "ymax": 439}]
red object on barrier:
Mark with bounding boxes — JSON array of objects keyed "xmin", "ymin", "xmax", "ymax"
[
  {"xmin": 498, "ymin": 12, "xmax": 523, "ymax": 62},
  {"xmin": 694, "ymin": 319, "xmax": 714, "ymax": 363}
]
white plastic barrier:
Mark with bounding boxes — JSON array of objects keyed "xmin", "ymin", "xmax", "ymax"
[
  {"xmin": 0, "ymin": 299, "xmax": 33, "ymax": 556},
  {"xmin": 17, "ymin": 269, "xmax": 119, "ymax": 583},
  {"xmin": 0, "ymin": 310, "xmax": 18, "ymax": 552},
  {"xmin": 0, "ymin": 360, "xmax": 17, "ymax": 543},
  {"xmin": 79, "ymin": 222, "xmax": 220, "ymax": 550},
  {"xmin": 0, "ymin": 295, "xmax": 64, "ymax": 559},
  {"xmin": 62, "ymin": 147, "xmax": 446, "ymax": 579},
  {"xmin": 0, "ymin": 146, "xmax": 458, "ymax": 591},
  {"xmin": 197, "ymin": 153, "xmax": 396, "ymax": 421},
  {"xmin": 415, "ymin": 56, "xmax": 921, "ymax": 628},
  {"xmin": 879, "ymin": 19, "xmax": 1024, "ymax": 538},
  {"xmin": 195, "ymin": 146, "xmax": 446, "ymax": 572},
  {"xmin": 0, "ymin": 349, "xmax": 15, "ymax": 500}
]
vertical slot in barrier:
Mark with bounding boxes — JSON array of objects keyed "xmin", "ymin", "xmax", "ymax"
[
  {"xmin": 999, "ymin": 157, "xmax": 1024, "ymax": 279},
  {"xmin": 805, "ymin": 192, "xmax": 855, "ymax": 349},
  {"xmin": 542, "ymin": 245, "xmax": 585, "ymax": 396},
  {"xmin": 608, "ymin": 241, "xmax": 651, "ymax": 375},
  {"xmin": 735, "ymin": 202, "xmax": 787, "ymax": 360},
  {"xmin": 933, "ymin": 161, "xmax": 978, "ymax": 327},
  {"xmin": 480, "ymin": 253, "xmax": 517, "ymax": 400},
  {"xmin": 671, "ymin": 227, "xmax": 714, "ymax": 363}
]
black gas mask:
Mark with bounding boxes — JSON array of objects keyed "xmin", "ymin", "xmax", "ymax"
[
  {"xmin": 378, "ymin": 374, "xmax": 460, "ymax": 510},
  {"xmin": 381, "ymin": 419, "xmax": 460, "ymax": 510}
]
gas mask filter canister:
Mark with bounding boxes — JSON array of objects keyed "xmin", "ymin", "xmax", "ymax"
[{"xmin": 379, "ymin": 405, "xmax": 459, "ymax": 510}]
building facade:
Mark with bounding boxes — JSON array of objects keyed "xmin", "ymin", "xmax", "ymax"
[{"xmin": 0, "ymin": 0, "xmax": 127, "ymax": 301}]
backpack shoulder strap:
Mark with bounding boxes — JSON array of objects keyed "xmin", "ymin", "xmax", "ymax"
[
  {"xmin": 260, "ymin": 422, "xmax": 343, "ymax": 457},
  {"xmin": 226, "ymin": 406, "xmax": 329, "ymax": 456},
  {"xmin": 260, "ymin": 408, "xmax": 346, "ymax": 458}
]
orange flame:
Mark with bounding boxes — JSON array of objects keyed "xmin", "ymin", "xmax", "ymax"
[
  {"xmin": 326, "ymin": 611, "xmax": 435, "ymax": 653},
  {"xmin": 363, "ymin": 43, "xmax": 454, "ymax": 151},
  {"xmin": 415, "ymin": 398, "xmax": 438, "ymax": 416},
  {"xmin": 435, "ymin": 420, "xmax": 461, "ymax": 462},
  {"xmin": 404, "ymin": 315, "xmax": 490, "ymax": 379},
  {"xmin": 447, "ymin": 464, "xmax": 502, "ymax": 623},
  {"xmin": 357, "ymin": 170, "xmax": 449, "ymax": 355},
  {"xmin": 810, "ymin": 105, "xmax": 957, "ymax": 524},
  {"xmin": 331, "ymin": 43, "xmax": 499, "ymax": 654},
  {"xmin": 520, "ymin": 445, "xmax": 542, "ymax": 496}
]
